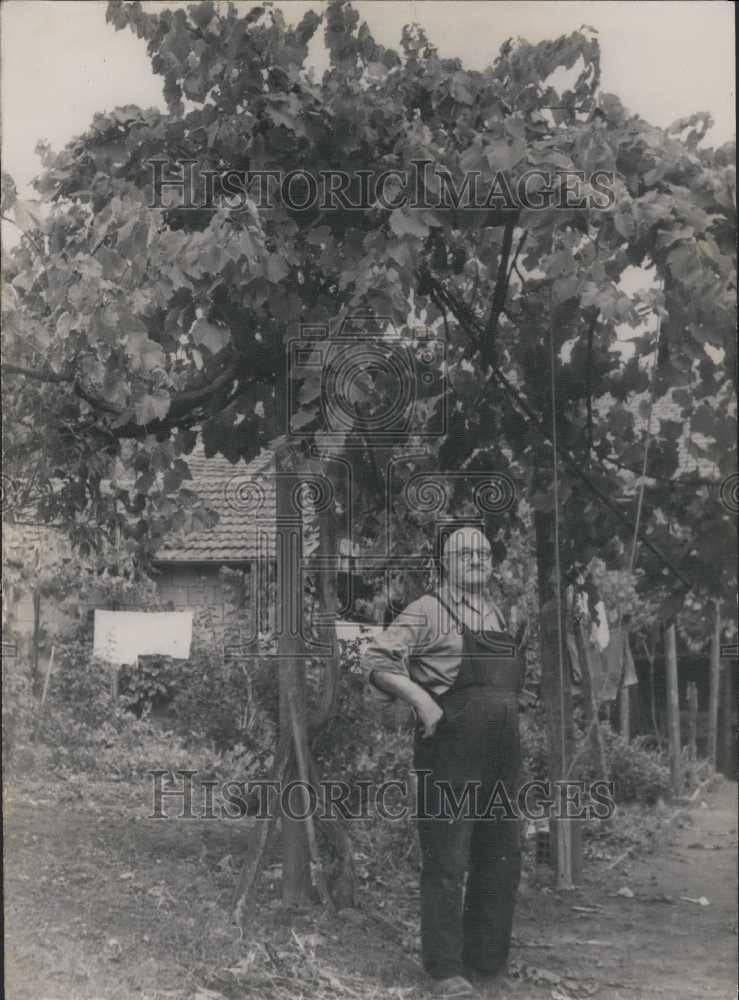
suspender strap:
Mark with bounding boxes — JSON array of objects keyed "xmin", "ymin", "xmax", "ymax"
[
  {"xmin": 434, "ymin": 591, "xmax": 464, "ymax": 629},
  {"xmin": 434, "ymin": 591, "xmax": 506, "ymax": 633}
]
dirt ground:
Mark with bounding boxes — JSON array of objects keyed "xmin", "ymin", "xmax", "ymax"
[{"xmin": 3, "ymin": 774, "xmax": 736, "ymax": 1000}]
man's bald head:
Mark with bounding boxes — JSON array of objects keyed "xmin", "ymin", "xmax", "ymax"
[{"xmin": 442, "ymin": 527, "xmax": 490, "ymax": 559}]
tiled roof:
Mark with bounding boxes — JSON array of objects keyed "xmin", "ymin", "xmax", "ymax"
[{"xmin": 154, "ymin": 448, "xmax": 276, "ymax": 564}]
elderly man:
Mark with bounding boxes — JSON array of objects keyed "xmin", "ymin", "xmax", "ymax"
[{"xmin": 362, "ymin": 527, "xmax": 524, "ymax": 999}]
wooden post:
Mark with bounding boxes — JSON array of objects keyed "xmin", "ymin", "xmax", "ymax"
[
  {"xmin": 32, "ymin": 645, "xmax": 57, "ymax": 743},
  {"xmin": 664, "ymin": 623, "xmax": 682, "ymax": 797},
  {"xmin": 40, "ymin": 645, "xmax": 55, "ymax": 707},
  {"xmin": 31, "ymin": 590, "xmax": 42, "ymax": 697},
  {"xmin": 721, "ymin": 654, "xmax": 735, "ymax": 779},
  {"xmin": 575, "ymin": 623, "xmax": 609, "ymax": 781},
  {"xmin": 111, "ymin": 661, "xmax": 121, "ymax": 704},
  {"xmin": 556, "ymin": 816, "xmax": 573, "ymax": 887},
  {"xmin": 687, "ymin": 681, "xmax": 698, "ymax": 760},
  {"xmin": 707, "ymin": 598, "xmax": 721, "ymax": 768},
  {"xmin": 534, "ymin": 507, "xmax": 581, "ymax": 887},
  {"xmin": 642, "ymin": 635, "xmax": 662, "ymax": 743},
  {"xmin": 619, "ymin": 681, "xmax": 631, "ymax": 742}
]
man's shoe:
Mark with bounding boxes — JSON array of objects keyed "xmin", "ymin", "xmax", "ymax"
[
  {"xmin": 465, "ymin": 966, "xmax": 511, "ymax": 997},
  {"xmin": 466, "ymin": 965, "xmax": 507, "ymax": 983},
  {"xmin": 431, "ymin": 975, "xmax": 482, "ymax": 999}
]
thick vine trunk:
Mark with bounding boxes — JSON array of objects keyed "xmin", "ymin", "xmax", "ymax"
[
  {"xmin": 311, "ymin": 504, "xmax": 356, "ymax": 906},
  {"xmin": 232, "ymin": 744, "xmax": 289, "ymax": 926},
  {"xmin": 279, "ymin": 661, "xmax": 312, "ymax": 905},
  {"xmin": 233, "ymin": 454, "xmax": 354, "ymax": 927},
  {"xmin": 233, "ymin": 451, "xmax": 356, "ymax": 920},
  {"xmin": 311, "ymin": 506, "xmax": 341, "ymax": 733},
  {"xmin": 275, "ymin": 454, "xmax": 312, "ymax": 906}
]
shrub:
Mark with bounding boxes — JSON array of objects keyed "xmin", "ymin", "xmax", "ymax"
[
  {"xmin": 34, "ymin": 701, "xmax": 213, "ymax": 778},
  {"xmin": 518, "ymin": 715, "xmax": 672, "ymax": 804},
  {"xmin": 15, "ymin": 615, "xmax": 220, "ymax": 777},
  {"xmin": 312, "ymin": 636, "xmax": 420, "ymax": 876},
  {"xmin": 170, "ymin": 636, "xmax": 277, "ymax": 757},
  {"xmin": 52, "ymin": 635, "xmax": 117, "ymax": 730},
  {"xmin": 605, "ymin": 730, "xmax": 672, "ymax": 803},
  {"xmin": 2, "ymin": 667, "xmax": 36, "ymax": 767},
  {"xmin": 579, "ymin": 723, "xmax": 672, "ymax": 804},
  {"xmin": 18, "ymin": 604, "xmax": 279, "ymax": 777},
  {"xmin": 118, "ymin": 655, "xmax": 182, "ymax": 716}
]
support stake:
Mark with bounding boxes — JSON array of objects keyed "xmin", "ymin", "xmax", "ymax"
[{"xmin": 664, "ymin": 624, "xmax": 682, "ymax": 797}]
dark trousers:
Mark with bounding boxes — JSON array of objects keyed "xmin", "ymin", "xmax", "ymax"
[{"xmin": 414, "ymin": 690, "xmax": 521, "ymax": 980}]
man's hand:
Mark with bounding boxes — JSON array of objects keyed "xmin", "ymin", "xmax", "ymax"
[
  {"xmin": 416, "ymin": 697, "xmax": 444, "ymax": 739},
  {"xmin": 370, "ymin": 670, "xmax": 445, "ymax": 737}
]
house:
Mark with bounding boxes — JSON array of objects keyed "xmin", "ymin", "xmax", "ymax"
[
  {"xmin": 1, "ymin": 450, "xmax": 279, "ymax": 665},
  {"xmin": 2, "ymin": 444, "xmax": 380, "ymax": 664},
  {"xmin": 151, "ymin": 448, "xmax": 276, "ymax": 642},
  {"xmin": 2, "ymin": 521, "xmax": 76, "ymax": 674}
]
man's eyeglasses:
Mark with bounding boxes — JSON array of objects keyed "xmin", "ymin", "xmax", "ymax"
[{"xmin": 454, "ymin": 549, "xmax": 492, "ymax": 563}]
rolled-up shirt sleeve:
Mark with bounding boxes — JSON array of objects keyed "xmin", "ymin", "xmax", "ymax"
[{"xmin": 361, "ymin": 599, "xmax": 434, "ymax": 701}]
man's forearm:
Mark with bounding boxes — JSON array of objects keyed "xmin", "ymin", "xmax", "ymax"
[{"xmin": 370, "ymin": 670, "xmax": 438, "ymax": 715}]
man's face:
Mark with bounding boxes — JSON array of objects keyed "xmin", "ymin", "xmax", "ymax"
[{"xmin": 444, "ymin": 528, "xmax": 493, "ymax": 592}]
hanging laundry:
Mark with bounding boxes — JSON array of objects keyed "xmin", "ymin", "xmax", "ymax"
[
  {"xmin": 566, "ymin": 567, "xmax": 610, "ymax": 651},
  {"xmin": 591, "ymin": 599, "xmax": 610, "ymax": 651},
  {"xmin": 597, "ymin": 626, "xmax": 639, "ymax": 702},
  {"xmin": 622, "ymin": 632, "xmax": 639, "ymax": 687},
  {"xmin": 566, "ymin": 631, "xmax": 582, "ymax": 684},
  {"xmin": 93, "ymin": 610, "xmax": 193, "ymax": 666},
  {"xmin": 599, "ymin": 623, "xmax": 625, "ymax": 703},
  {"xmin": 577, "ymin": 621, "xmax": 611, "ymax": 699}
]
